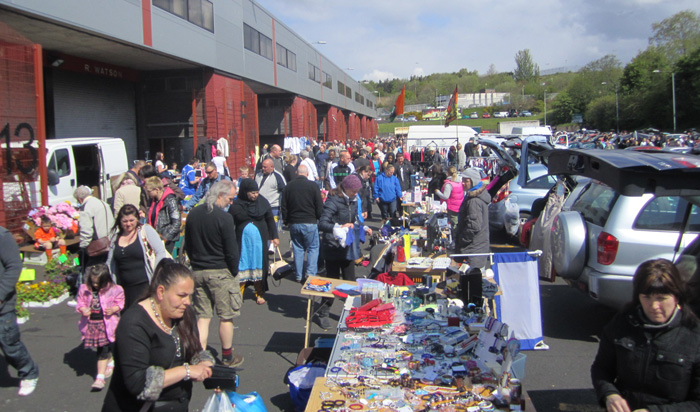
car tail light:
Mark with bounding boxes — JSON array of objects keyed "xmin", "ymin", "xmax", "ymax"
[
  {"xmin": 673, "ymin": 157, "xmax": 700, "ymax": 168},
  {"xmin": 597, "ymin": 232, "xmax": 619, "ymax": 265}
]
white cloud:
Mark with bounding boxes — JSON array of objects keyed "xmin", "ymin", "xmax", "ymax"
[{"xmin": 362, "ymin": 69, "xmax": 396, "ymax": 82}]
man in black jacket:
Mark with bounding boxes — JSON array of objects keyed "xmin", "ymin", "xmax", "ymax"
[
  {"xmin": 0, "ymin": 226, "xmax": 39, "ymax": 396},
  {"xmin": 185, "ymin": 180, "xmax": 243, "ymax": 367},
  {"xmin": 281, "ymin": 165, "xmax": 323, "ymax": 282}
]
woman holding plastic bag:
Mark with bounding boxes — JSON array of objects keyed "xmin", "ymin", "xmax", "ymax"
[{"xmin": 316, "ymin": 175, "xmax": 372, "ymax": 330}]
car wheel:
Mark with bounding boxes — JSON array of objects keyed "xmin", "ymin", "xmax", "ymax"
[{"xmin": 551, "ymin": 211, "xmax": 587, "ymax": 279}]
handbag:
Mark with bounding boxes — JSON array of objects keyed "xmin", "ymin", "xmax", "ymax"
[
  {"xmin": 87, "ymin": 200, "xmax": 112, "ymax": 257},
  {"xmin": 140, "ymin": 225, "xmax": 172, "ymax": 271},
  {"xmin": 87, "ymin": 236, "xmax": 111, "ymax": 257},
  {"xmin": 270, "ymin": 247, "xmax": 293, "ymax": 281},
  {"xmin": 203, "ymin": 365, "xmax": 238, "ymax": 390}
]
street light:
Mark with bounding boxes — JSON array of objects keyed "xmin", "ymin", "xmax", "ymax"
[
  {"xmin": 373, "ymin": 90, "xmax": 380, "ymax": 106},
  {"xmin": 601, "ymin": 82, "xmax": 620, "ymax": 134},
  {"xmin": 652, "ymin": 70, "xmax": 677, "ymax": 132}
]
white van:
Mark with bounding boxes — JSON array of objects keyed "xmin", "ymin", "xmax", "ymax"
[
  {"xmin": 16, "ymin": 138, "xmax": 129, "ymax": 206},
  {"xmin": 511, "ymin": 126, "xmax": 552, "ymax": 137},
  {"xmin": 405, "ymin": 125, "xmax": 478, "ymax": 152}
]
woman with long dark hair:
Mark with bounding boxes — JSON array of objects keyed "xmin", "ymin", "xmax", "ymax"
[
  {"xmin": 102, "ymin": 260, "xmax": 214, "ymax": 412},
  {"xmin": 591, "ymin": 258, "xmax": 700, "ymax": 411},
  {"xmin": 228, "ymin": 178, "xmax": 279, "ymax": 305},
  {"xmin": 105, "ymin": 204, "xmax": 170, "ymax": 309}
]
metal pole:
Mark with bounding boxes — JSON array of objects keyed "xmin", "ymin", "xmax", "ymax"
[
  {"xmin": 672, "ymin": 72, "xmax": 676, "ymax": 132},
  {"xmin": 615, "ymin": 85, "xmax": 620, "ymax": 134},
  {"xmin": 544, "ymin": 91, "xmax": 547, "ymax": 126}
]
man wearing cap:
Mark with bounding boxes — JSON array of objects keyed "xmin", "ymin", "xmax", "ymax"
[{"xmin": 455, "ymin": 168, "xmax": 490, "ymax": 270}]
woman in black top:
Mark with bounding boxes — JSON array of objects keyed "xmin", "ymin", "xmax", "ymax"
[
  {"xmin": 105, "ymin": 205, "xmax": 170, "ymax": 309},
  {"xmin": 283, "ymin": 153, "xmax": 298, "ymax": 184},
  {"xmin": 102, "ymin": 260, "xmax": 214, "ymax": 412},
  {"xmin": 229, "ymin": 179, "xmax": 279, "ymax": 305}
]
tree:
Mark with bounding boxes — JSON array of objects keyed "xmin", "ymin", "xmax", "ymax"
[
  {"xmin": 585, "ymin": 95, "xmax": 616, "ymax": 131},
  {"xmin": 650, "ymin": 10, "xmax": 700, "ymax": 63},
  {"xmin": 550, "ymin": 92, "xmax": 575, "ymax": 125},
  {"xmin": 513, "ymin": 49, "xmax": 540, "ymax": 83},
  {"xmin": 486, "ymin": 64, "xmax": 497, "ymax": 76},
  {"xmin": 619, "ymin": 48, "xmax": 670, "ymax": 129},
  {"xmin": 672, "ymin": 45, "xmax": 700, "ymax": 129}
]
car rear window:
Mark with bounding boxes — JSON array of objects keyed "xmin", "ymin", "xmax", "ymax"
[
  {"xmin": 635, "ymin": 197, "xmax": 700, "ymax": 232},
  {"xmin": 570, "ymin": 182, "xmax": 617, "ymax": 226}
]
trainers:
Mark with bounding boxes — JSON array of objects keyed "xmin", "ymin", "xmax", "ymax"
[
  {"xmin": 91, "ymin": 378, "xmax": 105, "ymax": 391},
  {"xmin": 222, "ymin": 354, "xmax": 244, "ymax": 368},
  {"xmin": 66, "ymin": 299, "xmax": 77, "ymax": 307},
  {"xmin": 18, "ymin": 378, "xmax": 38, "ymax": 396}
]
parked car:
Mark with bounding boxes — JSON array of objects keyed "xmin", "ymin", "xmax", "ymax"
[
  {"xmin": 470, "ymin": 112, "xmax": 479, "ymax": 119},
  {"xmin": 546, "ymin": 149, "xmax": 700, "ymax": 309},
  {"xmin": 493, "ymin": 112, "xmax": 509, "ymax": 118},
  {"xmin": 482, "ymin": 113, "xmax": 491, "ymax": 118},
  {"xmin": 521, "ymin": 111, "xmax": 532, "ymax": 117},
  {"xmin": 407, "ymin": 115, "xmax": 418, "ymax": 122}
]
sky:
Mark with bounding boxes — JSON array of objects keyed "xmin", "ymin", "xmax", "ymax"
[{"xmin": 258, "ymin": 0, "xmax": 700, "ymax": 82}]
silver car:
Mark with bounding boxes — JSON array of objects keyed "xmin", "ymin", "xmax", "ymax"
[{"xmin": 547, "ymin": 149, "xmax": 700, "ymax": 309}]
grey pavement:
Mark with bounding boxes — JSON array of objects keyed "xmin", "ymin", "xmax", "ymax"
[{"xmin": 0, "ymin": 210, "xmax": 613, "ymax": 411}]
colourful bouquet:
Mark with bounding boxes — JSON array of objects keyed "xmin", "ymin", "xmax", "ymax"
[{"xmin": 28, "ymin": 202, "xmax": 80, "ymax": 232}]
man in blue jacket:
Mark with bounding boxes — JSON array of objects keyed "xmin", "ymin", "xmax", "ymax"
[
  {"xmin": 183, "ymin": 161, "xmax": 232, "ymax": 210},
  {"xmin": 374, "ymin": 164, "xmax": 403, "ymax": 223}
]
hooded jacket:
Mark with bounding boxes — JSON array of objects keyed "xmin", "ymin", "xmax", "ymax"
[
  {"xmin": 374, "ymin": 172, "xmax": 402, "ymax": 203},
  {"xmin": 455, "ymin": 184, "xmax": 490, "ymax": 268}
]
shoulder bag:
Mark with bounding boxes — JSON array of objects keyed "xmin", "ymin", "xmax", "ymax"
[{"xmin": 87, "ymin": 200, "xmax": 112, "ymax": 257}]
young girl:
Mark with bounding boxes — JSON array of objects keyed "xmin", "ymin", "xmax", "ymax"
[{"xmin": 76, "ymin": 264, "xmax": 125, "ymax": 391}]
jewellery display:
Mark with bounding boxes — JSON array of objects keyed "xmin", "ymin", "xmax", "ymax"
[{"xmin": 306, "ymin": 283, "xmax": 526, "ymax": 412}]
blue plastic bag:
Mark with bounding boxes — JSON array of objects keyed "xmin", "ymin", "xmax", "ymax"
[
  {"xmin": 227, "ymin": 391, "xmax": 267, "ymax": 412},
  {"xmin": 287, "ymin": 364, "xmax": 326, "ymax": 412}
]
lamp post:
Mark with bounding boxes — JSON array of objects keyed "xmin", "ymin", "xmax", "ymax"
[
  {"xmin": 652, "ymin": 70, "xmax": 676, "ymax": 132},
  {"xmin": 373, "ymin": 90, "xmax": 380, "ymax": 107},
  {"xmin": 541, "ymin": 82, "xmax": 548, "ymax": 126},
  {"xmin": 543, "ymin": 90, "xmax": 547, "ymax": 126},
  {"xmin": 601, "ymin": 82, "xmax": 620, "ymax": 134}
]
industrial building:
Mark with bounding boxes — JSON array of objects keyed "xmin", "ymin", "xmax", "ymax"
[{"xmin": 0, "ymin": 0, "xmax": 378, "ymax": 170}]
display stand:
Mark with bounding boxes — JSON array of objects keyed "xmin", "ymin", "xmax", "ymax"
[
  {"xmin": 451, "ymin": 250, "xmax": 547, "ymax": 351},
  {"xmin": 300, "ymin": 276, "xmax": 358, "ymax": 348}
]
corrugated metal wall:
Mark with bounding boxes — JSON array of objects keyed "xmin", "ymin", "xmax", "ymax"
[{"xmin": 52, "ymin": 70, "xmax": 138, "ymax": 162}]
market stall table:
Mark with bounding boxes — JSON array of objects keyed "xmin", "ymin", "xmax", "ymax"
[
  {"xmin": 300, "ymin": 275, "xmax": 358, "ymax": 348},
  {"xmin": 391, "ymin": 254, "xmax": 453, "ymax": 284},
  {"xmin": 305, "ymin": 377, "xmax": 537, "ymax": 411}
]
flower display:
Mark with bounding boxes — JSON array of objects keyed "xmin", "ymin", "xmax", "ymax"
[
  {"xmin": 28, "ymin": 202, "xmax": 80, "ymax": 231},
  {"xmin": 16, "ymin": 280, "xmax": 68, "ymax": 304}
]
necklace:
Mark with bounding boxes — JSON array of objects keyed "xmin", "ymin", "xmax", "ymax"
[{"xmin": 150, "ymin": 298, "xmax": 181, "ymax": 358}]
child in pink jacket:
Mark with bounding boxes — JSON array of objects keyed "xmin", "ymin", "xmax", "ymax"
[{"xmin": 76, "ymin": 264, "xmax": 125, "ymax": 391}]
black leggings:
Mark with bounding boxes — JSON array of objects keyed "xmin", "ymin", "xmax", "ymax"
[{"xmin": 96, "ymin": 344, "xmax": 112, "ymax": 361}]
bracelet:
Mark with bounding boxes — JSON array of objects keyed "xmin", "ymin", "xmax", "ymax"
[{"xmin": 183, "ymin": 363, "xmax": 191, "ymax": 381}]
